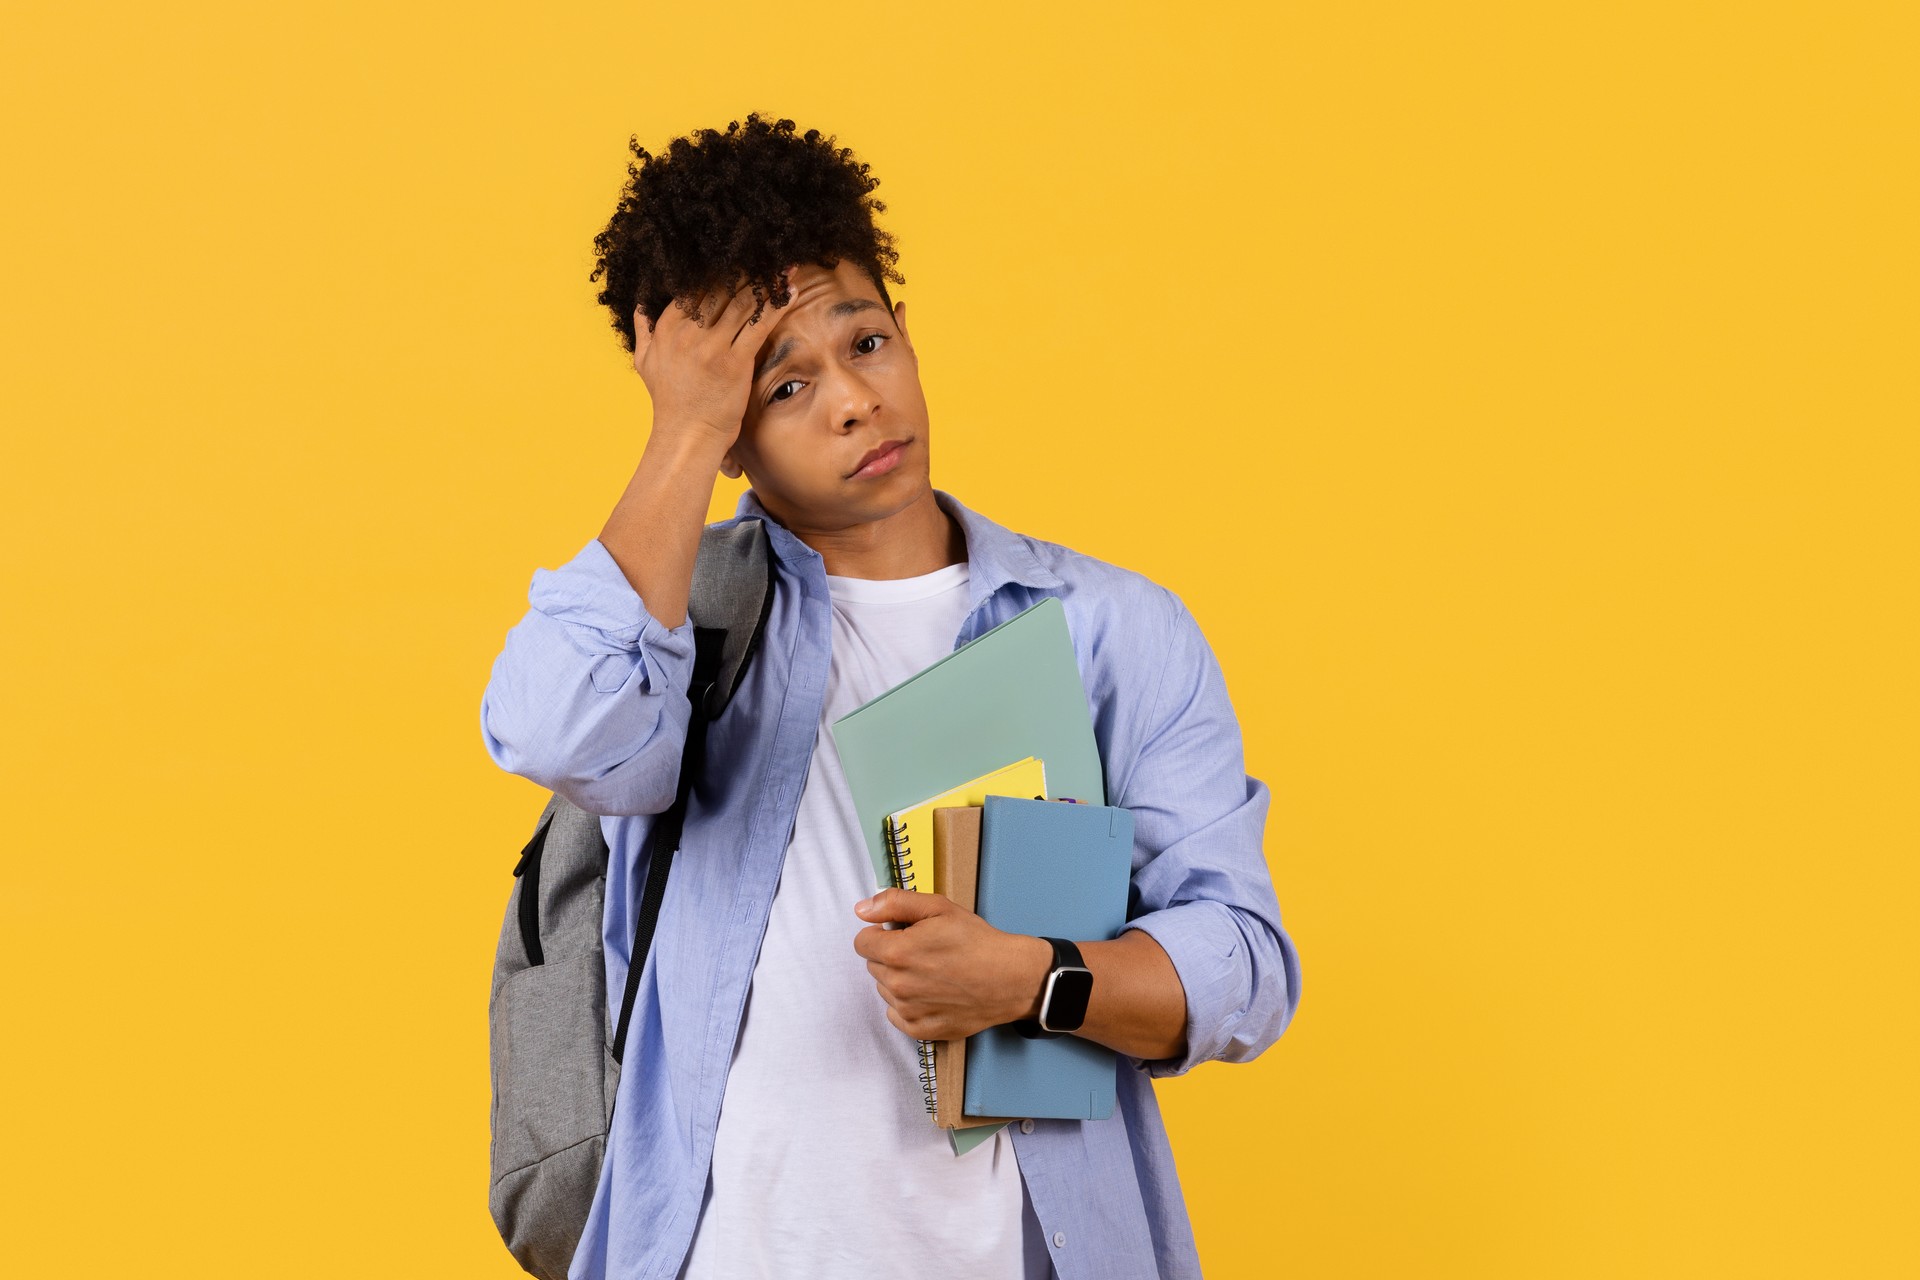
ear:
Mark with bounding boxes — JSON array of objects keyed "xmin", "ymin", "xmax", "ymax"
[
  {"xmin": 630, "ymin": 304, "xmax": 654, "ymax": 368},
  {"xmin": 718, "ymin": 448, "xmax": 744, "ymax": 480},
  {"xmin": 892, "ymin": 299, "xmax": 915, "ymax": 357}
]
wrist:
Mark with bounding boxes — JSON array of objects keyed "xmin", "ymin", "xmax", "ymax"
[
  {"xmin": 1004, "ymin": 933, "xmax": 1052, "ymax": 1024},
  {"xmin": 644, "ymin": 420, "xmax": 735, "ymax": 468},
  {"xmin": 1017, "ymin": 936, "xmax": 1096, "ymax": 1038}
]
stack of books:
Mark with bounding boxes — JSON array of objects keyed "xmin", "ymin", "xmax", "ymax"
[{"xmin": 832, "ymin": 598, "xmax": 1135, "ymax": 1154}]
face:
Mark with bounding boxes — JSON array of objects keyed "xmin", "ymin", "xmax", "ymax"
[{"xmin": 720, "ymin": 258, "xmax": 932, "ymax": 533}]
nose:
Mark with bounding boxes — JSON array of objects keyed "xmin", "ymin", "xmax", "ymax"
[{"xmin": 824, "ymin": 362, "xmax": 883, "ymax": 431}]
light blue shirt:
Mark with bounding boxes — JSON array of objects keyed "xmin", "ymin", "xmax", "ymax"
[{"xmin": 480, "ymin": 487, "xmax": 1302, "ymax": 1280}]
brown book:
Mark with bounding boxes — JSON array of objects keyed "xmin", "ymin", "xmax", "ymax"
[{"xmin": 931, "ymin": 805, "xmax": 1022, "ymax": 1131}]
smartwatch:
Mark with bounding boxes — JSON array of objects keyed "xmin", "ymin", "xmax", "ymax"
[{"xmin": 1015, "ymin": 937, "xmax": 1094, "ymax": 1039}]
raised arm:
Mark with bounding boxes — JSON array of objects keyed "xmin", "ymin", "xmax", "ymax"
[{"xmin": 479, "ymin": 279, "xmax": 786, "ymax": 815}]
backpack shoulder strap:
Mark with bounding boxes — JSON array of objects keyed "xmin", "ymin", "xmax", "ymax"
[
  {"xmin": 610, "ymin": 516, "xmax": 775, "ymax": 1064},
  {"xmin": 686, "ymin": 517, "xmax": 776, "ymax": 719}
]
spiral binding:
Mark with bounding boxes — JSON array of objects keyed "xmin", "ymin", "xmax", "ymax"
[
  {"xmin": 884, "ymin": 815, "xmax": 940, "ymax": 1114},
  {"xmin": 882, "ymin": 813, "xmax": 916, "ymax": 893},
  {"xmin": 916, "ymin": 1039, "xmax": 939, "ymax": 1115}
]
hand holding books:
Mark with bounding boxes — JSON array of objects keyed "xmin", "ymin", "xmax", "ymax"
[
  {"xmin": 851, "ymin": 888, "xmax": 1056, "ymax": 1041},
  {"xmin": 854, "ymin": 792, "xmax": 1136, "ymax": 1133}
]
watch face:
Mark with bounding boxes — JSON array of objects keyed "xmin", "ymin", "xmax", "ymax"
[{"xmin": 1042, "ymin": 967, "xmax": 1094, "ymax": 1032}]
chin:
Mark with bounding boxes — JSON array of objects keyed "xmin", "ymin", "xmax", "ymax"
[{"xmin": 842, "ymin": 472, "xmax": 930, "ymax": 516}]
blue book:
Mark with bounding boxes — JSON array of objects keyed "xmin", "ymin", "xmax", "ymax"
[{"xmin": 963, "ymin": 795, "xmax": 1136, "ymax": 1121}]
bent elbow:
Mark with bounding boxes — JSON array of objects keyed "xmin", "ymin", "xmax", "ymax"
[
  {"xmin": 550, "ymin": 762, "xmax": 680, "ymax": 818},
  {"xmin": 479, "ymin": 645, "xmax": 692, "ymax": 816},
  {"xmin": 1220, "ymin": 911, "xmax": 1303, "ymax": 1064},
  {"xmin": 486, "ymin": 706, "xmax": 685, "ymax": 817}
]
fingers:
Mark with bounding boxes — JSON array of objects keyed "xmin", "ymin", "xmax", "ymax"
[
  {"xmin": 856, "ymin": 887, "xmax": 953, "ymax": 925},
  {"xmin": 725, "ymin": 278, "xmax": 781, "ymax": 346},
  {"xmin": 671, "ymin": 281, "xmax": 736, "ymax": 330},
  {"xmin": 629, "ymin": 274, "xmax": 787, "ymax": 434},
  {"xmin": 706, "ymin": 278, "xmax": 754, "ymax": 329},
  {"xmin": 868, "ymin": 965, "xmax": 932, "ymax": 1009},
  {"xmin": 853, "ymin": 920, "xmax": 937, "ymax": 968},
  {"xmin": 652, "ymin": 269, "xmax": 795, "ymax": 344},
  {"xmin": 657, "ymin": 282, "xmax": 723, "ymax": 332},
  {"xmin": 861, "ymin": 933, "xmax": 965, "ymax": 1039},
  {"xmin": 727, "ymin": 305, "xmax": 762, "ymax": 347},
  {"xmin": 852, "ymin": 923, "xmax": 896, "ymax": 964},
  {"xmin": 639, "ymin": 281, "xmax": 749, "ymax": 377},
  {"xmin": 691, "ymin": 275, "xmax": 763, "ymax": 332},
  {"xmin": 883, "ymin": 1003, "xmax": 949, "ymax": 1041}
]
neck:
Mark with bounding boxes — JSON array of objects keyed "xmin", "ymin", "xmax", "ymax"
[{"xmin": 757, "ymin": 487, "xmax": 966, "ymax": 579}]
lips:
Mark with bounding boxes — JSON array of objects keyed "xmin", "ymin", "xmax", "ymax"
[{"xmin": 848, "ymin": 438, "xmax": 909, "ymax": 478}]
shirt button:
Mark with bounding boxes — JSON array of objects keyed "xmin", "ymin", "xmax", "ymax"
[
  {"xmin": 1052, "ymin": 1231, "xmax": 1067, "ymax": 1248},
  {"xmin": 1020, "ymin": 1119, "xmax": 1035, "ymax": 1134}
]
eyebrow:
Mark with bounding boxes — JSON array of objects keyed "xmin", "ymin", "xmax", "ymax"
[{"xmin": 754, "ymin": 298, "xmax": 889, "ymax": 381}]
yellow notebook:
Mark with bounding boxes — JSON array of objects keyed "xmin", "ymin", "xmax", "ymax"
[{"xmin": 881, "ymin": 756, "xmax": 1049, "ymax": 897}]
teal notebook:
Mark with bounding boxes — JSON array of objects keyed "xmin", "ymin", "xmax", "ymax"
[
  {"xmin": 831, "ymin": 595, "xmax": 1106, "ymax": 1155},
  {"xmin": 831, "ymin": 596, "xmax": 1106, "ymax": 891}
]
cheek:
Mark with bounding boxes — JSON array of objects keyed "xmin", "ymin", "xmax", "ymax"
[
  {"xmin": 737, "ymin": 415, "xmax": 787, "ymax": 458},
  {"xmin": 742, "ymin": 420, "xmax": 822, "ymax": 480},
  {"xmin": 867, "ymin": 360, "xmax": 922, "ymax": 408}
]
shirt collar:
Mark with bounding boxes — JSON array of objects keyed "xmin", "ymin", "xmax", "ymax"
[{"xmin": 732, "ymin": 486, "xmax": 1064, "ymax": 610}]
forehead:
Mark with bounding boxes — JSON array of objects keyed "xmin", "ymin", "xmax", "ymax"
[
  {"xmin": 786, "ymin": 256, "xmax": 884, "ymax": 301},
  {"xmin": 752, "ymin": 261, "xmax": 888, "ymax": 377}
]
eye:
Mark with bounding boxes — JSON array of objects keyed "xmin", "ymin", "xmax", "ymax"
[
  {"xmin": 769, "ymin": 379, "xmax": 803, "ymax": 404},
  {"xmin": 855, "ymin": 333, "xmax": 887, "ymax": 356}
]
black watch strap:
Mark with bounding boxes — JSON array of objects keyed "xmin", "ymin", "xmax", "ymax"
[{"xmin": 1014, "ymin": 937, "xmax": 1090, "ymax": 1039}]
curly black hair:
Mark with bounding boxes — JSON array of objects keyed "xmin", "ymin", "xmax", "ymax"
[{"xmin": 589, "ymin": 112, "xmax": 905, "ymax": 354}]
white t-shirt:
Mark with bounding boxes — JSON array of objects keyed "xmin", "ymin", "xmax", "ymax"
[{"xmin": 678, "ymin": 560, "xmax": 1053, "ymax": 1280}]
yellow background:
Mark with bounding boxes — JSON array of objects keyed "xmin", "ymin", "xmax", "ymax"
[{"xmin": 3, "ymin": 2, "xmax": 1913, "ymax": 1275}]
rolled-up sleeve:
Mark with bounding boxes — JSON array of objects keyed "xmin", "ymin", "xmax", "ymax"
[
  {"xmin": 479, "ymin": 538, "xmax": 698, "ymax": 816},
  {"xmin": 1115, "ymin": 589, "xmax": 1302, "ymax": 1078}
]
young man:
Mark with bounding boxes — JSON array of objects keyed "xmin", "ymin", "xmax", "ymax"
[{"xmin": 481, "ymin": 113, "xmax": 1301, "ymax": 1280}]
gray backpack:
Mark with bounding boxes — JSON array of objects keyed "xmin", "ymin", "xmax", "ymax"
[{"xmin": 488, "ymin": 518, "xmax": 776, "ymax": 1280}]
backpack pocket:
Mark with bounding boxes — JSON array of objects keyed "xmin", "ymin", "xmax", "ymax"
[{"xmin": 489, "ymin": 945, "xmax": 611, "ymax": 1180}]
